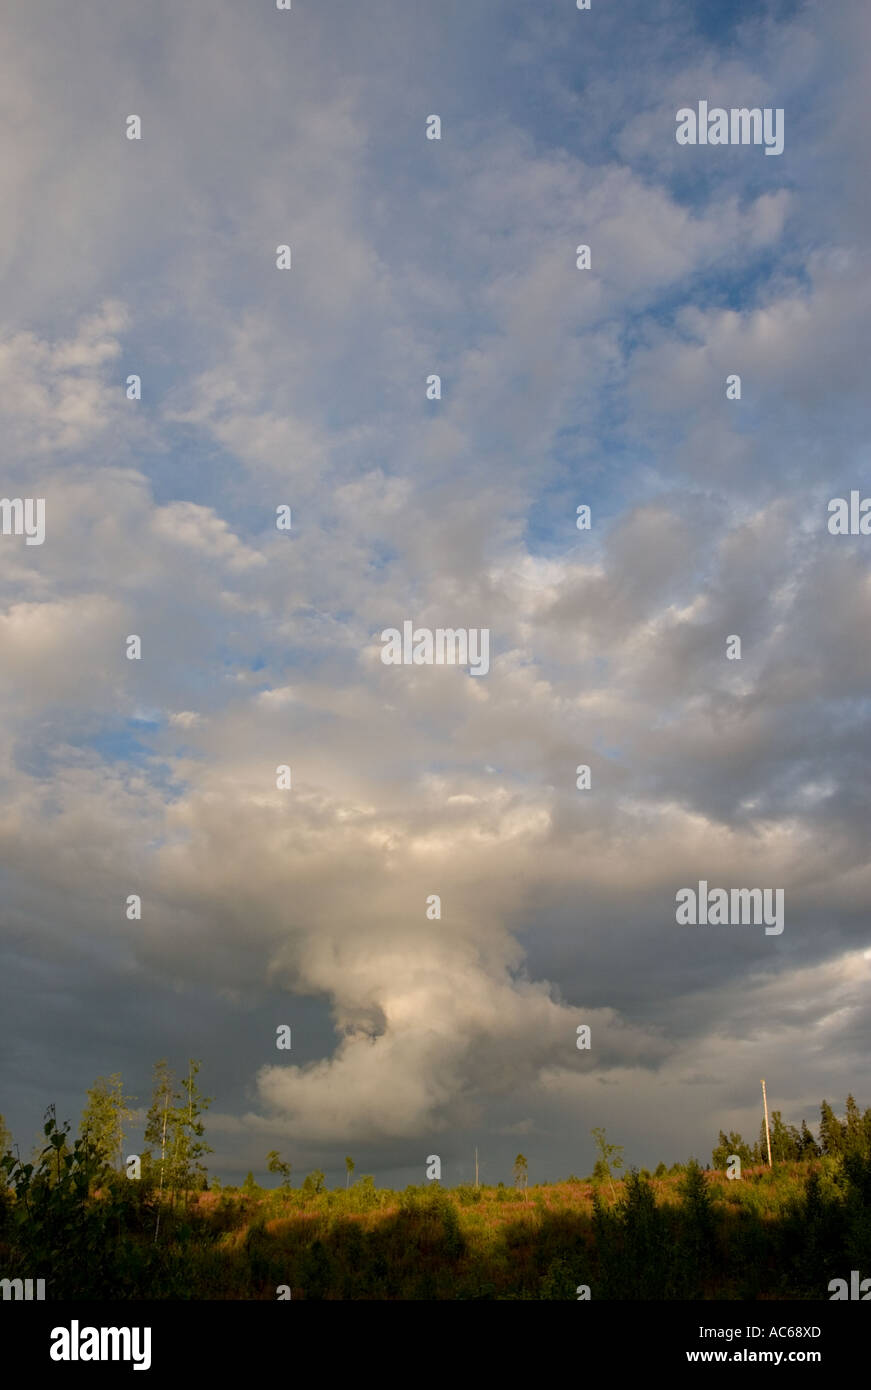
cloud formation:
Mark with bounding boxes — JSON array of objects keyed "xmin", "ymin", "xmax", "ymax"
[{"xmin": 0, "ymin": 0, "xmax": 869, "ymax": 1183}]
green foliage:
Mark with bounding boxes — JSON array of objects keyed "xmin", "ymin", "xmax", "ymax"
[
  {"xmin": 770, "ymin": 1110, "xmax": 802, "ymax": 1163},
  {"xmin": 755, "ymin": 1117, "xmax": 770, "ymax": 1165},
  {"xmin": 844, "ymin": 1095, "xmax": 866, "ymax": 1158},
  {"xmin": 799, "ymin": 1120, "xmax": 820, "ymax": 1159},
  {"xmin": 1, "ymin": 1137, "xmax": 869, "ymax": 1299},
  {"xmin": 177, "ymin": 1059, "xmax": 213, "ymax": 1186},
  {"xmin": 0, "ymin": 1113, "xmax": 12, "ymax": 1168},
  {"xmin": 590, "ymin": 1127, "xmax": 624, "ymax": 1198},
  {"xmin": 300, "ymin": 1237, "xmax": 335, "ymax": 1299},
  {"xmin": 144, "ymin": 1059, "xmax": 212, "ymax": 1203},
  {"xmin": 302, "ymin": 1169, "xmax": 325, "ymax": 1196},
  {"xmin": 711, "ymin": 1096, "xmax": 869, "ymax": 1174},
  {"xmin": 455, "ymin": 1182, "xmax": 483, "ymax": 1204},
  {"xmin": 711, "ymin": 1130, "xmax": 755, "ymax": 1171},
  {"xmin": 80, "ymin": 1073, "xmax": 136, "ymax": 1174},
  {"xmin": 583, "ymin": 1169, "xmax": 684, "ymax": 1296},
  {"xmin": 144, "ymin": 1059, "xmax": 178, "ymax": 1195},
  {"xmin": 266, "ymin": 1151, "xmax": 292, "ymax": 1187},
  {"xmin": 0, "ymin": 1107, "xmax": 155, "ymax": 1297},
  {"xmin": 675, "ymin": 1159, "xmax": 715, "ymax": 1296},
  {"xmin": 819, "ymin": 1100, "xmax": 844, "ymax": 1157},
  {"xmin": 350, "ymin": 1174, "xmax": 381, "ymax": 1210},
  {"xmin": 619, "ymin": 1169, "xmax": 668, "ymax": 1297},
  {"xmin": 4, "ymin": 1087, "xmax": 870, "ymax": 1299},
  {"xmin": 539, "ymin": 1256, "xmax": 578, "ymax": 1299}
]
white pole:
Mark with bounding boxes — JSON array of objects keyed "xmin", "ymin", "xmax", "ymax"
[{"xmin": 761, "ymin": 1079, "xmax": 773, "ymax": 1167}]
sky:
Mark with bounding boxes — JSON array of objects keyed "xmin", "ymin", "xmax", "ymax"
[{"xmin": 0, "ymin": 0, "xmax": 869, "ymax": 1189}]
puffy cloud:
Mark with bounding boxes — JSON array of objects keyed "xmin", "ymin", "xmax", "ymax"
[{"xmin": 1, "ymin": 0, "xmax": 870, "ymax": 1181}]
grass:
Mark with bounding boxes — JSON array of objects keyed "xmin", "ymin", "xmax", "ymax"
[{"xmin": 4, "ymin": 1153, "xmax": 868, "ymax": 1299}]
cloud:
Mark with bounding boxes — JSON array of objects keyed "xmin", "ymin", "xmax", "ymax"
[{"xmin": 1, "ymin": 0, "xmax": 870, "ymax": 1182}]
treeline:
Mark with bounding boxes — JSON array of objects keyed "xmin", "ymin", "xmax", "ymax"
[
  {"xmin": 711, "ymin": 1095, "xmax": 871, "ymax": 1170},
  {"xmin": 0, "ymin": 1059, "xmax": 212, "ymax": 1298},
  {"xmin": 2, "ymin": 1132, "xmax": 871, "ymax": 1298},
  {"xmin": 0, "ymin": 1058, "xmax": 211, "ymax": 1197},
  {"xmin": 2, "ymin": 1072, "xmax": 871, "ymax": 1297},
  {"xmin": 2, "ymin": 1073, "xmax": 869, "ymax": 1195}
]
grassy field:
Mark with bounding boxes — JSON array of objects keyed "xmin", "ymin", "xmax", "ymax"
[{"xmin": 3, "ymin": 1149, "xmax": 870, "ymax": 1299}]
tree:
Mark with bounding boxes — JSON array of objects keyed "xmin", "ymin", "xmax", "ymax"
[
  {"xmin": 345, "ymin": 1155, "xmax": 355, "ymax": 1189},
  {"xmin": 80, "ymin": 1074, "xmax": 136, "ymax": 1173},
  {"xmin": 353, "ymin": 1174, "xmax": 377, "ymax": 1208},
  {"xmin": 513, "ymin": 1153, "xmax": 528, "ymax": 1194},
  {"xmin": 799, "ymin": 1119, "xmax": 820, "ymax": 1160},
  {"xmin": 711, "ymin": 1130, "xmax": 729, "ymax": 1169},
  {"xmin": 144, "ymin": 1060, "xmax": 178, "ymax": 1190},
  {"xmin": 613, "ymin": 1170, "xmax": 663, "ymax": 1299},
  {"xmin": 144, "ymin": 1060, "xmax": 179, "ymax": 1240},
  {"xmin": 677, "ymin": 1160, "xmax": 715, "ymax": 1296},
  {"xmin": 590, "ymin": 1127, "xmax": 624, "ymax": 1200},
  {"xmin": 0, "ymin": 1115, "xmax": 11, "ymax": 1209},
  {"xmin": 819, "ymin": 1100, "xmax": 844, "ymax": 1157},
  {"xmin": 302, "ymin": 1169, "xmax": 325, "ymax": 1196},
  {"xmin": 267, "ymin": 1150, "xmax": 292, "ymax": 1187},
  {"xmin": 711, "ymin": 1129, "xmax": 755, "ymax": 1171},
  {"xmin": 176, "ymin": 1059, "xmax": 212, "ymax": 1190},
  {"xmin": 769, "ymin": 1110, "xmax": 801, "ymax": 1163},
  {"xmin": 0, "ymin": 1108, "xmax": 121, "ymax": 1298},
  {"xmin": 144, "ymin": 1058, "xmax": 212, "ymax": 1235},
  {"xmin": 845, "ymin": 1094, "xmax": 864, "ymax": 1155}
]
